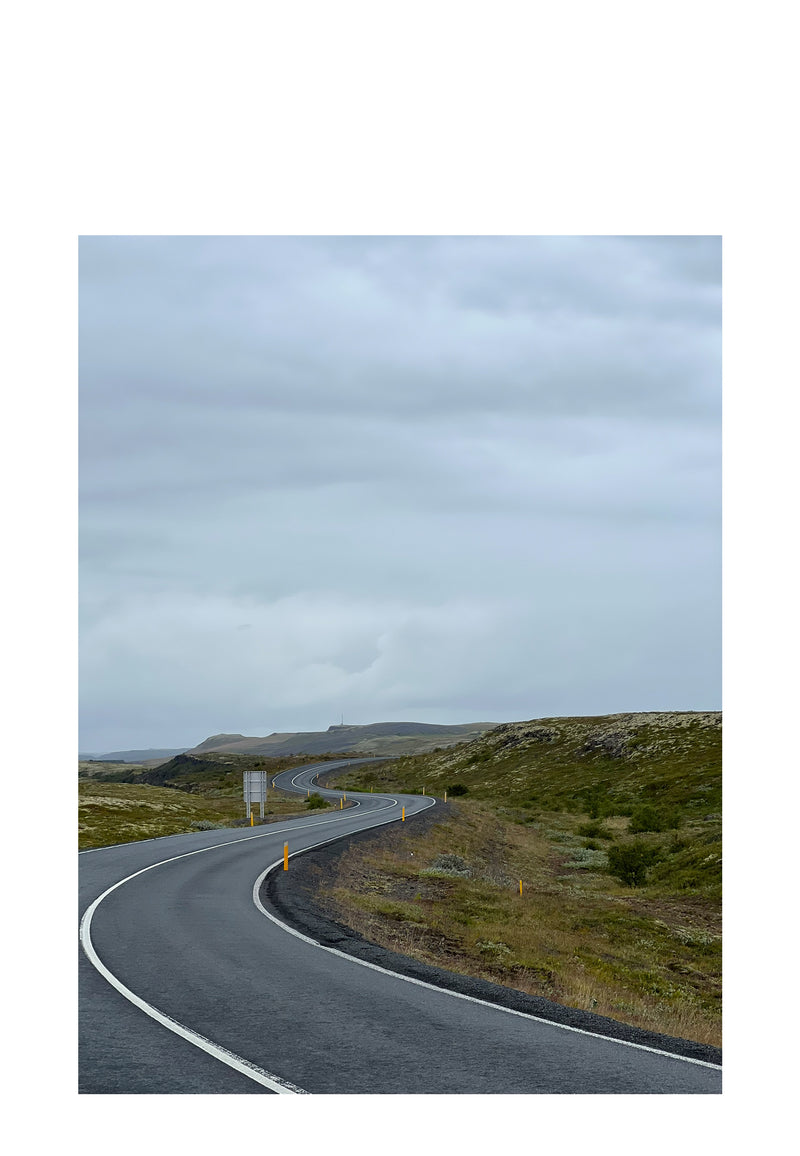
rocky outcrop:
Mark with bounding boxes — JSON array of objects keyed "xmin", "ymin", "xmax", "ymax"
[{"xmin": 578, "ymin": 732, "xmax": 631, "ymax": 758}]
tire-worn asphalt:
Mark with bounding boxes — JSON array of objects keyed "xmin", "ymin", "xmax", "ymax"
[{"xmin": 79, "ymin": 761, "xmax": 722, "ymax": 1094}]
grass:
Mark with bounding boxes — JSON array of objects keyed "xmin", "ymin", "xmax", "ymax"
[
  {"xmin": 333, "ymin": 711, "xmax": 721, "ymax": 817},
  {"xmin": 79, "ymin": 750, "xmax": 344, "ymax": 791},
  {"xmin": 78, "ymin": 751, "xmax": 339, "ymax": 849},
  {"xmin": 316, "ymin": 711, "xmax": 722, "ymax": 1047},
  {"xmin": 78, "ymin": 712, "xmax": 722, "ymax": 1045}
]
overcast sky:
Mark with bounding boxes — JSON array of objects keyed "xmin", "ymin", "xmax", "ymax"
[{"xmin": 79, "ymin": 235, "xmax": 720, "ymax": 752}]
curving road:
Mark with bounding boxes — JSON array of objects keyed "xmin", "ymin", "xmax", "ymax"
[{"xmin": 79, "ymin": 762, "xmax": 721, "ymax": 1094}]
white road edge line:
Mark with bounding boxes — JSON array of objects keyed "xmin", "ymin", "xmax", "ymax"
[
  {"xmin": 79, "ymin": 797, "xmax": 396, "ymax": 1094},
  {"xmin": 252, "ymin": 803, "xmax": 723, "ymax": 1073},
  {"xmin": 78, "ymin": 764, "xmax": 364, "ymax": 854}
]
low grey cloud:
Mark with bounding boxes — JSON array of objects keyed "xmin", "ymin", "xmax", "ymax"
[{"xmin": 79, "ymin": 235, "xmax": 720, "ymax": 752}]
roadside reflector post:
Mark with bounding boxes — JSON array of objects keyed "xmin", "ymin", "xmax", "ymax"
[
  {"xmin": 519, "ymin": 880, "xmax": 523, "ymax": 896},
  {"xmin": 422, "ymin": 786, "xmax": 425, "ymax": 795},
  {"xmin": 340, "ymin": 797, "xmax": 343, "ymax": 809},
  {"xmin": 284, "ymin": 843, "xmax": 289, "ymax": 871},
  {"xmin": 250, "ymin": 811, "xmax": 254, "ymax": 826},
  {"xmin": 402, "ymin": 806, "xmax": 405, "ymax": 821},
  {"xmin": 444, "ymin": 791, "xmax": 447, "ymax": 803}
]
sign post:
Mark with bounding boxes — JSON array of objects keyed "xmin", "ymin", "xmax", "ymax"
[{"xmin": 243, "ymin": 769, "xmax": 268, "ymax": 820}]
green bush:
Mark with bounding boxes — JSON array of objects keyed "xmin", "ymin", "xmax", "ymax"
[
  {"xmin": 629, "ymin": 805, "xmax": 682, "ymax": 833},
  {"xmin": 607, "ymin": 841, "xmax": 662, "ymax": 887},
  {"xmin": 577, "ymin": 820, "xmax": 613, "ymax": 839},
  {"xmin": 447, "ymin": 783, "xmax": 469, "ymax": 796},
  {"xmin": 305, "ymin": 793, "xmax": 328, "ymax": 809},
  {"xmin": 577, "ymin": 786, "xmax": 637, "ymax": 819},
  {"xmin": 581, "ymin": 785, "xmax": 611, "ymax": 818}
]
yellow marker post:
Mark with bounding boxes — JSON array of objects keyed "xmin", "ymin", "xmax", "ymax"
[
  {"xmin": 340, "ymin": 797, "xmax": 343, "ymax": 809},
  {"xmin": 402, "ymin": 806, "xmax": 405, "ymax": 821},
  {"xmin": 444, "ymin": 791, "xmax": 447, "ymax": 803},
  {"xmin": 307, "ymin": 789, "xmax": 310, "ymax": 798},
  {"xmin": 519, "ymin": 880, "xmax": 523, "ymax": 896},
  {"xmin": 422, "ymin": 786, "xmax": 425, "ymax": 795},
  {"xmin": 284, "ymin": 843, "xmax": 289, "ymax": 871},
  {"xmin": 250, "ymin": 811, "xmax": 254, "ymax": 826}
]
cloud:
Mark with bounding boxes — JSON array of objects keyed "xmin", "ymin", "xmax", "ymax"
[{"xmin": 79, "ymin": 235, "xmax": 721, "ymax": 750}]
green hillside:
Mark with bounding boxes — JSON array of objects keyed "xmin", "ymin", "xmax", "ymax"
[
  {"xmin": 322, "ymin": 711, "xmax": 722, "ymax": 1046},
  {"xmin": 336, "ymin": 710, "xmax": 721, "ymax": 818}
]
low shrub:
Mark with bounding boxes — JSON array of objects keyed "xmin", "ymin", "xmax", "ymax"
[
  {"xmin": 563, "ymin": 847, "xmax": 608, "ymax": 871},
  {"xmin": 305, "ymin": 793, "xmax": 328, "ymax": 809},
  {"xmin": 476, "ymin": 940, "xmax": 512, "ymax": 960},
  {"xmin": 577, "ymin": 820, "xmax": 613, "ymax": 839},
  {"xmin": 607, "ymin": 840, "xmax": 662, "ymax": 887},
  {"xmin": 425, "ymin": 853, "xmax": 471, "ymax": 877},
  {"xmin": 629, "ymin": 805, "xmax": 682, "ymax": 833},
  {"xmin": 581, "ymin": 785, "xmax": 613, "ymax": 818},
  {"xmin": 447, "ymin": 783, "xmax": 469, "ymax": 796}
]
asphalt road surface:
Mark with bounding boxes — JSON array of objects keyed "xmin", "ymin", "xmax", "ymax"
[{"xmin": 79, "ymin": 761, "xmax": 722, "ymax": 1094}]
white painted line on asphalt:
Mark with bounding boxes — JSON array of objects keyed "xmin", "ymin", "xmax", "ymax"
[
  {"xmin": 80, "ymin": 838, "xmax": 306, "ymax": 1093},
  {"xmin": 79, "ymin": 797, "xmax": 399, "ymax": 1094},
  {"xmin": 78, "ymin": 773, "xmax": 365, "ymax": 855},
  {"xmin": 252, "ymin": 806, "xmax": 722, "ymax": 1074}
]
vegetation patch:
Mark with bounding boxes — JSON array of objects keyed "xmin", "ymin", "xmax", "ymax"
[
  {"xmin": 79, "ymin": 750, "xmax": 335, "ymax": 792},
  {"xmin": 332, "ymin": 711, "xmax": 720, "ymax": 819},
  {"xmin": 606, "ymin": 840, "xmax": 662, "ymax": 887},
  {"xmin": 305, "ymin": 793, "xmax": 330, "ymax": 810},
  {"xmin": 78, "ymin": 753, "xmax": 330, "ymax": 855},
  {"xmin": 322, "ymin": 711, "xmax": 721, "ymax": 1046}
]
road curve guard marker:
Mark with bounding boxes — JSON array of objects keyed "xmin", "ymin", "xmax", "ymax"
[{"xmin": 252, "ymin": 797, "xmax": 721, "ymax": 1076}]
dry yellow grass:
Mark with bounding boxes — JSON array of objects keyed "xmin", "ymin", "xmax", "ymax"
[
  {"xmin": 78, "ymin": 780, "xmax": 324, "ymax": 849},
  {"xmin": 319, "ymin": 802, "xmax": 721, "ymax": 1047}
]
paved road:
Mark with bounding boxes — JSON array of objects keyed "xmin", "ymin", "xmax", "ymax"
[{"xmin": 79, "ymin": 762, "xmax": 721, "ymax": 1093}]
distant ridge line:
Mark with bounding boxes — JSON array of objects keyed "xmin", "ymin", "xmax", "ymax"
[{"xmin": 187, "ymin": 721, "xmax": 498, "ymax": 759}]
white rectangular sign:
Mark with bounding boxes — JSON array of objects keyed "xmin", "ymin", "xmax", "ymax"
[{"xmin": 243, "ymin": 769, "xmax": 268, "ymax": 817}]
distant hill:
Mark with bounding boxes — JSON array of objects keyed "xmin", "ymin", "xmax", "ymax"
[
  {"xmin": 188, "ymin": 721, "xmax": 496, "ymax": 759},
  {"xmin": 81, "ymin": 747, "xmax": 190, "ymax": 763}
]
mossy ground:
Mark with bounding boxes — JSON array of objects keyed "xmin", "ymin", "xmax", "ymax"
[
  {"xmin": 322, "ymin": 712, "xmax": 722, "ymax": 1047},
  {"xmin": 78, "ymin": 751, "xmax": 339, "ymax": 849},
  {"xmin": 336, "ymin": 713, "xmax": 721, "ymax": 818}
]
